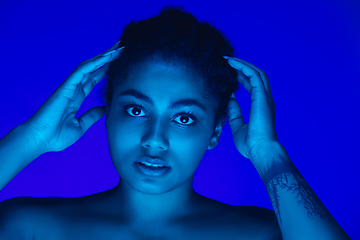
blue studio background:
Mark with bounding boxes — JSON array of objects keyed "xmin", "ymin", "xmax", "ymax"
[{"xmin": 0, "ymin": 0, "xmax": 359, "ymax": 238}]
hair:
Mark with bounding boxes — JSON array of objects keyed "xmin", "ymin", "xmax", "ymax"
[{"xmin": 100, "ymin": 5, "xmax": 239, "ymax": 128}]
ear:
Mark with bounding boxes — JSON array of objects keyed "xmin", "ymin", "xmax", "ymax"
[{"xmin": 207, "ymin": 119, "xmax": 225, "ymax": 150}]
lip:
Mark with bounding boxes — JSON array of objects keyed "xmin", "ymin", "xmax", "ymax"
[
  {"xmin": 136, "ymin": 156, "xmax": 170, "ymax": 168},
  {"xmin": 134, "ymin": 162, "xmax": 171, "ymax": 177}
]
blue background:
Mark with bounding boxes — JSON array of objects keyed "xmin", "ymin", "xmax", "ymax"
[{"xmin": 0, "ymin": 0, "xmax": 359, "ymax": 238}]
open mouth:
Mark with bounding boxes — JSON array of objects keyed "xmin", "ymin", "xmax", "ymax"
[
  {"xmin": 137, "ymin": 161, "xmax": 170, "ymax": 169},
  {"xmin": 134, "ymin": 162, "xmax": 171, "ymax": 177}
]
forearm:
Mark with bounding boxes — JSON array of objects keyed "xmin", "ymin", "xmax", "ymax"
[
  {"xmin": 254, "ymin": 143, "xmax": 350, "ymax": 240},
  {"xmin": 0, "ymin": 124, "xmax": 44, "ymax": 191}
]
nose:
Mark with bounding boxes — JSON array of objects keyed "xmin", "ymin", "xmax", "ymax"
[{"xmin": 141, "ymin": 118, "xmax": 169, "ymax": 151}]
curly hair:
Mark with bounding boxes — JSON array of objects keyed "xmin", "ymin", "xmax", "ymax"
[{"xmin": 100, "ymin": 5, "xmax": 239, "ymax": 127}]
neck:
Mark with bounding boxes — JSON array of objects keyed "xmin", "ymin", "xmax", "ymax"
[{"xmin": 113, "ymin": 177, "xmax": 201, "ymax": 226}]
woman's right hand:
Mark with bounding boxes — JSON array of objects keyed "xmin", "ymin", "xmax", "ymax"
[{"xmin": 23, "ymin": 41, "xmax": 124, "ymax": 154}]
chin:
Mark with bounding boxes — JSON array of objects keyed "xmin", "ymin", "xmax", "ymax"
[{"xmin": 133, "ymin": 181, "xmax": 175, "ymax": 195}]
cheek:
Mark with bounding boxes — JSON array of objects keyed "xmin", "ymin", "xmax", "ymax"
[
  {"xmin": 169, "ymin": 132, "xmax": 211, "ymax": 179},
  {"xmin": 106, "ymin": 116, "xmax": 138, "ymax": 160},
  {"xmin": 170, "ymin": 128, "xmax": 213, "ymax": 162},
  {"xmin": 173, "ymin": 130, "xmax": 209, "ymax": 149},
  {"xmin": 108, "ymin": 125, "xmax": 138, "ymax": 150},
  {"xmin": 107, "ymin": 110, "xmax": 213, "ymax": 156}
]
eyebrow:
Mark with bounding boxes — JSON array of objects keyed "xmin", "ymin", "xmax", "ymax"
[{"xmin": 118, "ymin": 89, "xmax": 207, "ymax": 112}]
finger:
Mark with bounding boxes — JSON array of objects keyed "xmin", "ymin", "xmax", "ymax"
[
  {"xmin": 65, "ymin": 44, "xmax": 124, "ymax": 88},
  {"xmin": 82, "ymin": 40, "xmax": 121, "ymax": 64},
  {"xmin": 77, "ymin": 106, "xmax": 107, "ymax": 134},
  {"xmin": 56, "ymin": 54, "xmax": 109, "ymax": 104},
  {"xmin": 55, "ymin": 45, "xmax": 124, "ymax": 113},
  {"xmin": 81, "ymin": 46, "xmax": 125, "ymax": 85},
  {"xmin": 64, "ymin": 81, "xmax": 87, "ymax": 119},
  {"xmin": 227, "ymin": 96, "xmax": 245, "ymax": 133},
  {"xmin": 71, "ymin": 62, "xmax": 109, "ymax": 106},
  {"xmin": 81, "ymin": 45, "xmax": 124, "ymax": 74},
  {"xmin": 31, "ymin": 43, "xmax": 121, "ymax": 126},
  {"xmin": 65, "ymin": 62, "xmax": 110, "ymax": 122},
  {"xmin": 236, "ymin": 70, "xmax": 253, "ymax": 93},
  {"xmin": 83, "ymin": 63, "xmax": 110, "ymax": 97},
  {"xmin": 225, "ymin": 58, "xmax": 268, "ymax": 104},
  {"xmin": 226, "ymin": 57, "xmax": 272, "ymax": 99}
]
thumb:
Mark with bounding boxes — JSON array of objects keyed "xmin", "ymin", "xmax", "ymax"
[
  {"xmin": 227, "ymin": 95, "xmax": 245, "ymax": 133},
  {"xmin": 78, "ymin": 106, "xmax": 107, "ymax": 133}
]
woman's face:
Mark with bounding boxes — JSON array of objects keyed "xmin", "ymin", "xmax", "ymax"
[{"xmin": 105, "ymin": 60, "xmax": 223, "ymax": 195}]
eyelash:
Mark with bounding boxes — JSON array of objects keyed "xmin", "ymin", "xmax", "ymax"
[{"xmin": 122, "ymin": 101, "xmax": 198, "ymax": 126}]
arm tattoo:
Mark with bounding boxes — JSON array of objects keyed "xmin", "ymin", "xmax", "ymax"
[{"xmin": 264, "ymin": 154, "xmax": 336, "ymax": 225}]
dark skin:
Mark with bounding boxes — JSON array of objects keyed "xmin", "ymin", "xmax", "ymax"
[
  {"xmin": 22, "ymin": 40, "xmax": 227, "ymax": 225},
  {"xmin": 4, "ymin": 40, "xmax": 348, "ymax": 238},
  {"xmin": 104, "ymin": 58, "xmax": 225, "ymax": 227},
  {"xmin": 224, "ymin": 56, "xmax": 350, "ymax": 239},
  {"xmin": 0, "ymin": 41, "xmax": 282, "ymax": 239}
]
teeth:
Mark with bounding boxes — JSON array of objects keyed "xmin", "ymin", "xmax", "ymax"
[{"xmin": 140, "ymin": 161, "xmax": 166, "ymax": 168}]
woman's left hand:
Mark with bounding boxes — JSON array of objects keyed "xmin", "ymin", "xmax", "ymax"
[{"xmin": 224, "ymin": 56, "xmax": 279, "ymax": 166}]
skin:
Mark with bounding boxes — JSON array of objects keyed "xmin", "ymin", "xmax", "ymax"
[
  {"xmin": 7, "ymin": 39, "xmax": 347, "ymax": 238},
  {"xmin": 104, "ymin": 59, "xmax": 225, "ymax": 228}
]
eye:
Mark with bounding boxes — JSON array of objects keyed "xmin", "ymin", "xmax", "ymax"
[
  {"xmin": 124, "ymin": 104, "xmax": 146, "ymax": 117},
  {"xmin": 173, "ymin": 113, "xmax": 196, "ymax": 126},
  {"xmin": 123, "ymin": 102, "xmax": 197, "ymax": 126}
]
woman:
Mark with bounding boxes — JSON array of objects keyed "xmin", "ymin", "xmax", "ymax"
[{"xmin": 0, "ymin": 6, "xmax": 350, "ymax": 239}]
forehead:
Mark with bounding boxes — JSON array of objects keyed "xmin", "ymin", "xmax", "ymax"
[{"xmin": 115, "ymin": 60, "xmax": 207, "ymax": 100}]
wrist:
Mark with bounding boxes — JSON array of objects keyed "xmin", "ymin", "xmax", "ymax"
[
  {"xmin": 0, "ymin": 124, "xmax": 45, "ymax": 190},
  {"xmin": 16, "ymin": 123, "xmax": 48, "ymax": 157},
  {"xmin": 250, "ymin": 142, "xmax": 293, "ymax": 182}
]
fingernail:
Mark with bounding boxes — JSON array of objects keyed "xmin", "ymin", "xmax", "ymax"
[
  {"xmin": 223, "ymin": 55, "xmax": 231, "ymax": 60},
  {"xmin": 102, "ymin": 46, "xmax": 125, "ymax": 57}
]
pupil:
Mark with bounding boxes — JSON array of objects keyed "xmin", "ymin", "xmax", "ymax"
[
  {"xmin": 132, "ymin": 108, "xmax": 140, "ymax": 115},
  {"xmin": 180, "ymin": 116, "xmax": 188, "ymax": 123}
]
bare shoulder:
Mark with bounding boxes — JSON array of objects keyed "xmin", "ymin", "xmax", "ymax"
[
  {"xmin": 0, "ymin": 193, "xmax": 282, "ymax": 239},
  {"xmin": 0, "ymin": 196, "xmax": 54, "ymax": 238},
  {"xmin": 0, "ymin": 189, "xmax": 122, "ymax": 239},
  {"xmin": 236, "ymin": 206, "xmax": 281, "ymax": 236},
  {"xmin": 226, "ymin": 204, "xmax": 281, "ymax": 239},
  {"xmin": 232, "ymin": 205, "xmax": 282, "ymax": 239},
  {"xmin": 0, "ymin": 195, "xmax": 88, "ymax": 239},
  {"xmin": 0, "ymin": 194, "xmax": 86, "ymax": 215},
  {"xmin": 226, "ymin": 205, "xmax": 282, "ymax": 239},
  {"xmin": 197, "ymin": 196, "xmax": 282, "ymax": 240},
  {"xmin": 234, "ymin": 205, "xmax": 279, "ymax": 225}
]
